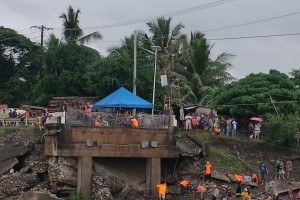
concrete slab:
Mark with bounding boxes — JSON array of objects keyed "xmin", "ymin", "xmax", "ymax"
[
  {"xmin": 0, "ymin": 158, "xmax": 18, "ymax": 176},
  {"xmin": 176, "ymin": 137, "xmax": 201, "ymax": 156},
  {"xmin": 212, "ymin": 170, "xmax": 230, "ymax": 182},
  {"xmin": 265, "ymin": 180, "xmax": 300, "ymax": 194},
  {"xmin": 0, "ymin": 144, "xmax": 28, "ymax": 162}
]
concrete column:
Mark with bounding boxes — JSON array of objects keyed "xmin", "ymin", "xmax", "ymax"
[
  {"xmin": 146, "ymin": 158, "xmax": 151, "ymax": 192},
  {"xmin": 149, "ymin": 157, "xmax": 161, "ymax": 196},
  {"xmin": 77, "ymin": 156, "xmax": 92, "ymax": 196}
]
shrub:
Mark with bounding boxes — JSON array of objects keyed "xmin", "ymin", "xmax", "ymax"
[{"xmin": 262, "ymin": 113, "xmax": 300, "ymax": 149}]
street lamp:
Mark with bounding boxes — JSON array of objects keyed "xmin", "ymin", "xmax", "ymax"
[{"xmin": 151, "ymin": 45, "xmax": 162, "ymax": 121}]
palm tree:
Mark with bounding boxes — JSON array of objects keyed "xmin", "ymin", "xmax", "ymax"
[
  {"xmin": 146, "ymin": 17, "xmax": 189, "ymax": 107},
  {"xmin": 183, "ymin": 31, "xmax": 235, "ymax": 104},
  {"xmin": 59, "ymin": 5, "xmax": 102, "ymax": 44}
]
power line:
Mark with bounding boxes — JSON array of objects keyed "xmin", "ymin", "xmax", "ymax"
[
  {"xmin": 208, "ymin": 32, "xmax": 300, "ymax": 41},
  {"xmin": 215, "ymin": 100, "xmax": 300, "ymax": 107},
  {"xmin": 203, "ymin": 10, "xmax": 300, "ymax": 33},
  {"xmin": 52, "ymin": 0, "xmax": 235, "ymax": 31}
]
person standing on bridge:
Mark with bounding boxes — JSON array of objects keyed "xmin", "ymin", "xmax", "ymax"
[
  {"xmin": 131, "ymin": 116, "xmax": 139, "ymax": 128},
  {"xmin": 84, "ymin": 104, "xmax": 92, "ymax": 127},
  {"xmin": 204, "ymin": 161, "xmax": 212, "ymax": 182}
]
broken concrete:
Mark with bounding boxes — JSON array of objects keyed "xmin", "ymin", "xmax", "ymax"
[
  {"xmin": 176, "ymin": 136, "xmax": 202, "ymax": 156},
  {"xmin": 0, "ymin": 158, "xmax": 18, "ymax": 176},
  {"xmin": 265, "ymin": 180, "xmax": 300, "ymax": 194},
  {"xmin": 211, "ymin": 170, "xmax": 230, "ymax": 182},
  {"xmin": 0, "ymin": 144, "xmax": 28, "ymax": 162}
]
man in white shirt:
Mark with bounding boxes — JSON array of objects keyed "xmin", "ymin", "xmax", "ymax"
[{"xmin": 185, "ymin": 113, "xmax": 192, "ymax": 133}]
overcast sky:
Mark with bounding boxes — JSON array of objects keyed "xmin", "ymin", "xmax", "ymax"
[{"xmin": 1, "ymin": 0, "xmax": 300, "ymax": 79}]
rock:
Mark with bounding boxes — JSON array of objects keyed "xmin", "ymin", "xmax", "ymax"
[
  {"xmin": 94, "ymin": 188, "xmax": 113, "ymax": 200},
  {"xmin": 92, "ymin": 165, "xmax": 125, "ymax": 199},
  {"xmin": 265, "ymin": 180, "xmax": 300, "ymax": 194},
  {"xmin": 20, "ymin": 165, "xmax": 32, "ymax": 174},
  {"xmin": 0, "ymin": 173, "xmax": 40, "ymax": 199},
  {"xmin": 20, "ymin": 190, "xmax": 61, "ymax": 200},
  {"xmin": 0, "ymin": 158, "xmax": 18, "ymax": 176},
  {"xmin": 48, "ymin": 157, "xmax": 77, "ymax": 192},
  {"xmin": 25, "ymin": 155, "xmax": 48, "ymax": 174}
]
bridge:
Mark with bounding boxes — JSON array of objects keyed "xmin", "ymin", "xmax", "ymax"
[{"xmin": 44, "ymin": 124, "xmax": 179, "ymax": 196}]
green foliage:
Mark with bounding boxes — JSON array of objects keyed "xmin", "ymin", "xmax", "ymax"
[
  {"xmin": 0, "ymin": 26, "xmax": 40, "ymax": 107},
  {"xmin": 210, "ymin": 70, "xmax": 300, "ymax": 116},
  {"xmin": 64, "ymin": 193, "xmax": 92, "ymax": 200},
  {"xmin": 262, "ymin": 113, "xmax": 299, "ymax": 149},
  {"xmin": 210, "ymin": 146, "xmax": 246, "ymax": 173},
  {"xmin": 31, "ymin": 44, "xmax": 100, "ymax": 105}
]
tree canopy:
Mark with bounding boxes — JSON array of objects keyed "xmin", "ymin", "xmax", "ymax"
[{"xmin": 209, "ymin": 69, "xmax": 300, "ymax": 116}]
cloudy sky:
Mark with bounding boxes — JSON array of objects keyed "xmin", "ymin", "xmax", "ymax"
[{"xmin": 1, "ymin": 0, "xmax": 300, "ymax": 79}]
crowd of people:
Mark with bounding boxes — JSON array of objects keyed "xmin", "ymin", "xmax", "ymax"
[
  {"xmin": 183, "ymin": 113, "xmax": 239, "ymax": 136},
  {"xmin": 0, "ymin": 109, "xmax": 31, "ymax": 126},
  {"xmin": 156, "ymin": 159, "xmax": 298, "ymax": 200}
]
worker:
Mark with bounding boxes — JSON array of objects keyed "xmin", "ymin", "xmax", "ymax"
[
  {"xmin": 180, "ymin": 179, "xmax": 189, "ymax": 195},
  {"xmin": 212, "ymin": 184, "xmax": 220, "ymax": 200},
  {"xmin": 157, "ymin": 182, "xmax": 167, "ymax": 200},
  {"xmin": 197, "ymin": 185, "xmax": 206, "ymax": 200},
  {"xmin": 94, "ymin": 115, "xmax": 101, "ymax": 127},
  {"xmin": 131, "ymin": 116, "xmax": 139, "ymax": 128},
  {"xmin": 241, "ymin": 188, "xmax": 249, "ymax": 200},
  {"xmin": 251, "ymin": 173, "xmax": 259, "ymax": 185},
  {"xmin": 204, "ymin": 161, "xmax": 212, "ymax": 182}
]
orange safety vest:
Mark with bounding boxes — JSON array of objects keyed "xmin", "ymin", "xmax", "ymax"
[
  {"xmin": 131, "ymin": 118, "xmax": 139, "ymax": 127},
  {"xmin": 234, "ymin": 174, "xmax": 245, "ymax": 184},
  {"xmin": 157, "ymin": 183, "xmax": 167, "ymax": 195},
  {"xmin": 180, "ymin": 180, "xmax": 189, "ymax": 188},
  {"xmin": 251, "ymin": 174, "xmax": 258, "ymax": 184},
  {"xmin": 205, "ymin": 164, "xmax": 212, "ymax": 175}
]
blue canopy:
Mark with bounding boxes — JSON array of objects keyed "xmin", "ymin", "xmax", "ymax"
[{"xmin": 93, "ymin": 87, "xmax": 153, "ymax": 109}]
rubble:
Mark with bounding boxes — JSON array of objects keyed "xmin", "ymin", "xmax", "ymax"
[
  {"xmin": 0, "ymin": 172, "xmax": 40, "ymax": 199},
  {"xmin": 20, "ymin": 190, "xmax": 61, "ymax": 200}
]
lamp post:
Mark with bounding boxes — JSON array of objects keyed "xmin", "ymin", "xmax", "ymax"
[{"xmin": 151, "ymin": 46, "xmax": 162, "ymax": 121}]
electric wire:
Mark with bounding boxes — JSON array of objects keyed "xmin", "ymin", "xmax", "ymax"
[
  {"xmin": 52, "ymin": 0, "xmax": 235, "ymax": 30},
  {"xmin": 203, "ymin": 10, "xmax": 300, "ymax": 33}
]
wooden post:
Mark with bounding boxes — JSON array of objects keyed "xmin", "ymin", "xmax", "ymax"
[{"xmin": 77, "ymin": 156, "xmax": 92, "ymax": 196}]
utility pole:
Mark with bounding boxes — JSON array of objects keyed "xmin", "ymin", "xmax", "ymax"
[
  {"xmin": 133, "ymin": 32, "xmax": 137, "ymax": 116},
  {"xmin": 31, "ymin": 25, "xmax": 53, "ymax": 77}
]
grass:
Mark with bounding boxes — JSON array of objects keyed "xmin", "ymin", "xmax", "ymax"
[
  {"xmin": 0, "ymin": 126, "xmax": 42, "ymax": 137},
  {"xmin": 210, "ymin": 146, "xmax": 246, "ymax": 173}
]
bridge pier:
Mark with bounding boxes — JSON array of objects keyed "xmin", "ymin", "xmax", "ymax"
[
  {"xmin": 146, "ymin": 157, "xmax": 161, "ymax": 196},
  {"xmin": 77, "ymin": 156, "xmax": 92, "ymax": 196}
]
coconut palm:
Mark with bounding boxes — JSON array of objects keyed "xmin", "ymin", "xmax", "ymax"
[
  {"xmin": 59, "ymin": 5, "xmax": 102, "ymax": 44},
  {"xmin": 183, "ymin": 31, "xmax": 235, "ymax": 104}
]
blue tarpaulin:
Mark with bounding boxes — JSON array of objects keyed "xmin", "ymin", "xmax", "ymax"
[{"xmin": 93, "ymin": 87, "xmax": 153, "ymax": 109}]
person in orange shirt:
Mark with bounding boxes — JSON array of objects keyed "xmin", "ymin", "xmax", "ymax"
[
  {"xmin": 180, "ymin": 179, "xmax": 189, "ymax": 195},
  {"xmin": 204, "ymin": 161, "xmax": 212, "ymax": 182},
  {"xmin": 84, "ymin": 104, "xmax": 92, "ymax": 127},
  {"xmin": 131, "ymin": 116, "xmax": 139, "ymax": 128},
  {"xmin": 251, "ymin": 174, "xmax": 259, "ymax": 184},
  {"xmin": 157, "ymin": 182, "xmax": 167, "ymax": 200}
]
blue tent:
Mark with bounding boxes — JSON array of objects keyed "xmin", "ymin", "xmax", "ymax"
[{"xmin": 93, "ymin": 87, "xmax": 153, "ymax": 109}]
